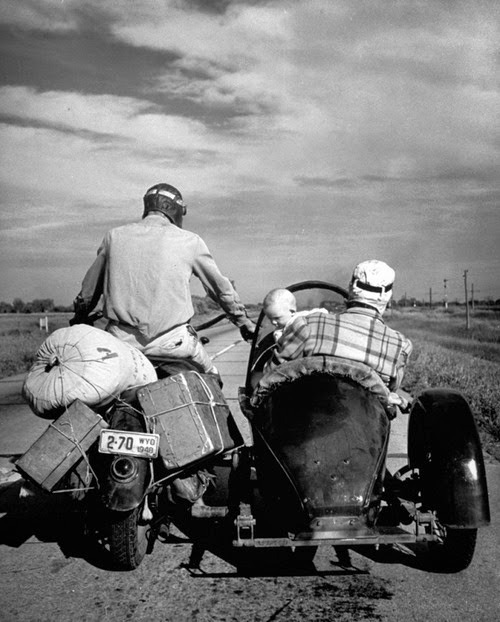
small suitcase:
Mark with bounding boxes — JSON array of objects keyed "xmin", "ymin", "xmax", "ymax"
[
  {"xmin": 16, "ymin": 400, "xmax": 108, "ymax": 491},
  {"xmin": 137, "ymin": 371, "xmax": 243, "ymax": 470}
]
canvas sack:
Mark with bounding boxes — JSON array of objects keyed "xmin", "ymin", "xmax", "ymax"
[{"xmin": 23, "ymin": 325, "xmax": 157, "ymax": 418}]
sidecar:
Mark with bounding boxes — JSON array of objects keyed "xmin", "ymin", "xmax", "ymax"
[{"xmin": 235, "ymin": 281, "xmax": 490, "ymax": 572}]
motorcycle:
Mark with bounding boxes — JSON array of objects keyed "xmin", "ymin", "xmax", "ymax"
[
  {"xmin": 82, "ymin": 311, "xmax": 241, "ymax": 570},
  {"xmin": 17, "ymin": 311, "xmax": 236, "ymax": 570},
  {"xmin": 18, "ymin": 282, "xmax": 491, "ymax": 573}
]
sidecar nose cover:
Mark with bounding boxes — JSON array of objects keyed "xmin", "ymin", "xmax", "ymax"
[{"xmin": 253, "ymin": 365, "xmax": 390, "ymax": 533}]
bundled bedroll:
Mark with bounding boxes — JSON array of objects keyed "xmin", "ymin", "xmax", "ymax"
[{"xmin": 22, "ymin": 325, "xmax": 157, "ymax": 418}]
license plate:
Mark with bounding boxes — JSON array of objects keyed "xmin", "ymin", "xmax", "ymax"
[{"xmin": 98, "ymin": 430, "xmax": 160, "ymax": 459}]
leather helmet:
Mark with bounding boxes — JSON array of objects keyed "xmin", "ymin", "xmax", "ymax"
[{"xmin": 142, "ymin": 183, "xmax": 187, "ymax": 227}]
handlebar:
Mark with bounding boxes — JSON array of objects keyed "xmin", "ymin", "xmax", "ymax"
[
  {"xmin": 69, "ymin": 311, "xmax": 104, "ymax": 326},
  {"xmin": 193, "ymin": 313, "xmax": 227, "ymax": 332},
  {"xmin": 70, "ymin": 310, "xmax": 230, "ymax": 334}
]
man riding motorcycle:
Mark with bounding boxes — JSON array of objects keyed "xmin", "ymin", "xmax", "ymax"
[
  {"xmin": 71, "ymin": 182, "xmax": 255, "ymax": 506},
  {"xmin": 71, "ymin": 182, "xmax": 255, "ymax": 375}
]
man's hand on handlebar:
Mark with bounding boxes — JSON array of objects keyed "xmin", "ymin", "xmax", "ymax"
[
  {"xmin": 69, "ymin": 310, "xmax": 103, "ymax": 326},
  {"xmin": 239, "ymin": 321, "xmax": 256, "ymax": 343}
]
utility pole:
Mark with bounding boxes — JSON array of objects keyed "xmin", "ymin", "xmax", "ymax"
[
  {"xmin": 464, "ymin": 270, "xmax": 470, "ymax": 330},
  {"xmin": 443, "ymin": 278, "xmax": 448, "ymax": 310},
  {"xmin": 429, "ymin": 287, "xmax": 432, "ymax": 309}
]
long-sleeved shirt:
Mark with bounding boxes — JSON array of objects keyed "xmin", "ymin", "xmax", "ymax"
[
  {"xmin": 78, "ymin": 214, "xmax": 250, "ymax": 344},
  {"xmin": 266, "ymin": 306, "xmax": 412, "ymax": 391}
]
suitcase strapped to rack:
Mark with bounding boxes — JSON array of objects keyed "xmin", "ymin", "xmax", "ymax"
[
  {"xmin": 137, "ymin": 371, "xmax": 243, "ymax": 471},
  {"xmin": 16, "ymin": 400, "xmax": 108, "ymax": 491}
]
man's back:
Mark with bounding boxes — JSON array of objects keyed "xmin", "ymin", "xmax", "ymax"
[
  {"xmin": 102, "ymin": 215, "xmax": 204, "ymax": 340},
  {"xmin": 270, "ymin": 308, "xmax": 411, "ymax": 389},
  {"xmin": 74, "ymin": 181, "xmax": 255, "ymax": 370}
]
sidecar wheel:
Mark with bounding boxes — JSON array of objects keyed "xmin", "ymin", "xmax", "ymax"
[
  {"xmin": 426, "ymin": 524, "xmax": 477, "ymax": 573},
  {"xmin": 109, "ymin": 506, "xmax": 149, "ymax": 570}
]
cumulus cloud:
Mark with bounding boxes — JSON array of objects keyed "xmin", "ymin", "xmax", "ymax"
[
  {"xmin": 113, "ymin": 2, "xmax": 291, "ymax": 59},
  {"xmin": 0, "ymin": 86, "xmax": 214, "ymax": 148},
  {"xmin": 0, "ymin": 0, "xmax": 498, "ymax": 302},
  {"xmin": 0, "ymin": 0, "xmax": 82, "ymax": 31},
  {"xmin": 0, "ymin": 85, "xmax": 264, "ymax": 205},
  {"xmin": 106, "ymin": 0, "xmax": 500, "ymax": 188}
]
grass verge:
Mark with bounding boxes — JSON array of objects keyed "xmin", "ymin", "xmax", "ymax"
[{"xmin": 391, "ymin": 309, "xmax": 500, "ymax": 460}]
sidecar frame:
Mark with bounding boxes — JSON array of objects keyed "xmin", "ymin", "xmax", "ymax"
[{"xmin": 234, "ymin": 280, "xmax": 490, "ymax": 564}]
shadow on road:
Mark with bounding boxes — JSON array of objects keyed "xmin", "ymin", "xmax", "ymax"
[
  {"xmin": 158, "ymin": 510, "xmax": 370, "ymax": 578},
  {"xmin": 0, "ymin": 473, "xmax": 117, "ymax": 570},
  {"xmin": 0, "ymin": 480, "xmax": 75, "ymax": 547},
  {"xmin": 350, "ymin": 541, "xmax": 448, "ymax": 573},
  {"xmin": 1, "ymin": 467, "xmax": 449, "ymax": 577}
]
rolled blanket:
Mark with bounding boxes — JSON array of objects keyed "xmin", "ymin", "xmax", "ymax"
[{"xmin": 23, "ymin": 325, "xmax": 157, "ymax": 418}]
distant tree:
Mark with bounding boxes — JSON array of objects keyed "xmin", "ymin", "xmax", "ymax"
[
  {"xmin": 12, "ymin": 298, "xmax": 26, "ymax": 313},
  {"xmin": 0, "ymin": 301, "xmax": 13, "ymax": 313},
  {"xmin": 31, "ymin": 298, "xmax": 55, "ymax": 313}
]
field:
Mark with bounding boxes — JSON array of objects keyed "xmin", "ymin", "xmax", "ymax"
[
  {"xmin": 1, "ymin": 307, "xmax": 499, "ymax": 460},
  {"xmin": 0, "ymin": 311, "xmax": 217, "ymax": 378},
  {"xmin": 0, "ymin": 313, "xmax": 74, "ymax": 378},
  {"xmin": 389, "ymin": 306, "xmax": 500, "ymax": 460}
]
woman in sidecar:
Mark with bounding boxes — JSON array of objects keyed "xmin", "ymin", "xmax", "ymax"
[{"xmin": 239, "ymin": 273, "xmax": 490, "ymax": 572}]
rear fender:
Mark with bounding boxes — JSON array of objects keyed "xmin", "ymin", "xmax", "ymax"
[{"xmin": 408, "ymin": 388, "xmax": 490, "ymax": 528}]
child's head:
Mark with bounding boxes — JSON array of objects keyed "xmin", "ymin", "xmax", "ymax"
[{"xmin": 263, "ymin": 288, "xmax": 297, "ymax": 329}]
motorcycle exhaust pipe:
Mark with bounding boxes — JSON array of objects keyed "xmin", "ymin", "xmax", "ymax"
[
  {"xmin": 111, "ymin": 456, "xmax": 139, "ymax": 483},
  {"xmin": 100, "ymin": 454, "xmax": 151, "ymax": 512}
]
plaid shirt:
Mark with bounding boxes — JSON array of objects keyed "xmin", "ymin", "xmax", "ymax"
[{"xmin": 266, "ymin": 306, "xmax": 412, "ymax": 390}]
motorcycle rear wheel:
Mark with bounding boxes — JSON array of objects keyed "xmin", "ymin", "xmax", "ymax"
[{"xmin": 109, "ymin": 506, "xmax": 149, "ymax": 570}]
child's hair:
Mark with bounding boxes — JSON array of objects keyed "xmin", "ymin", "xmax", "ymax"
[{"xmin": 262, "ymin": 288, "xmax": 297, "ymax": 314}]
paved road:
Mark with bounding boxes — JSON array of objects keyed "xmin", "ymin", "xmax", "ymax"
[{"xmin": 1, "ymin": 322, "xmax": 499, "ymax": 622}]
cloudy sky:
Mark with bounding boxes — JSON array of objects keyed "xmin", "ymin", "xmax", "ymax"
[{"xmin": 0, "ymin": 0, "xmax": 498, "ymax": 307}]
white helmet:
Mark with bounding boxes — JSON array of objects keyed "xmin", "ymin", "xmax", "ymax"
[{"xmin": 348, "ymin": 260, "xmax": 395, "ymax": 314}]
